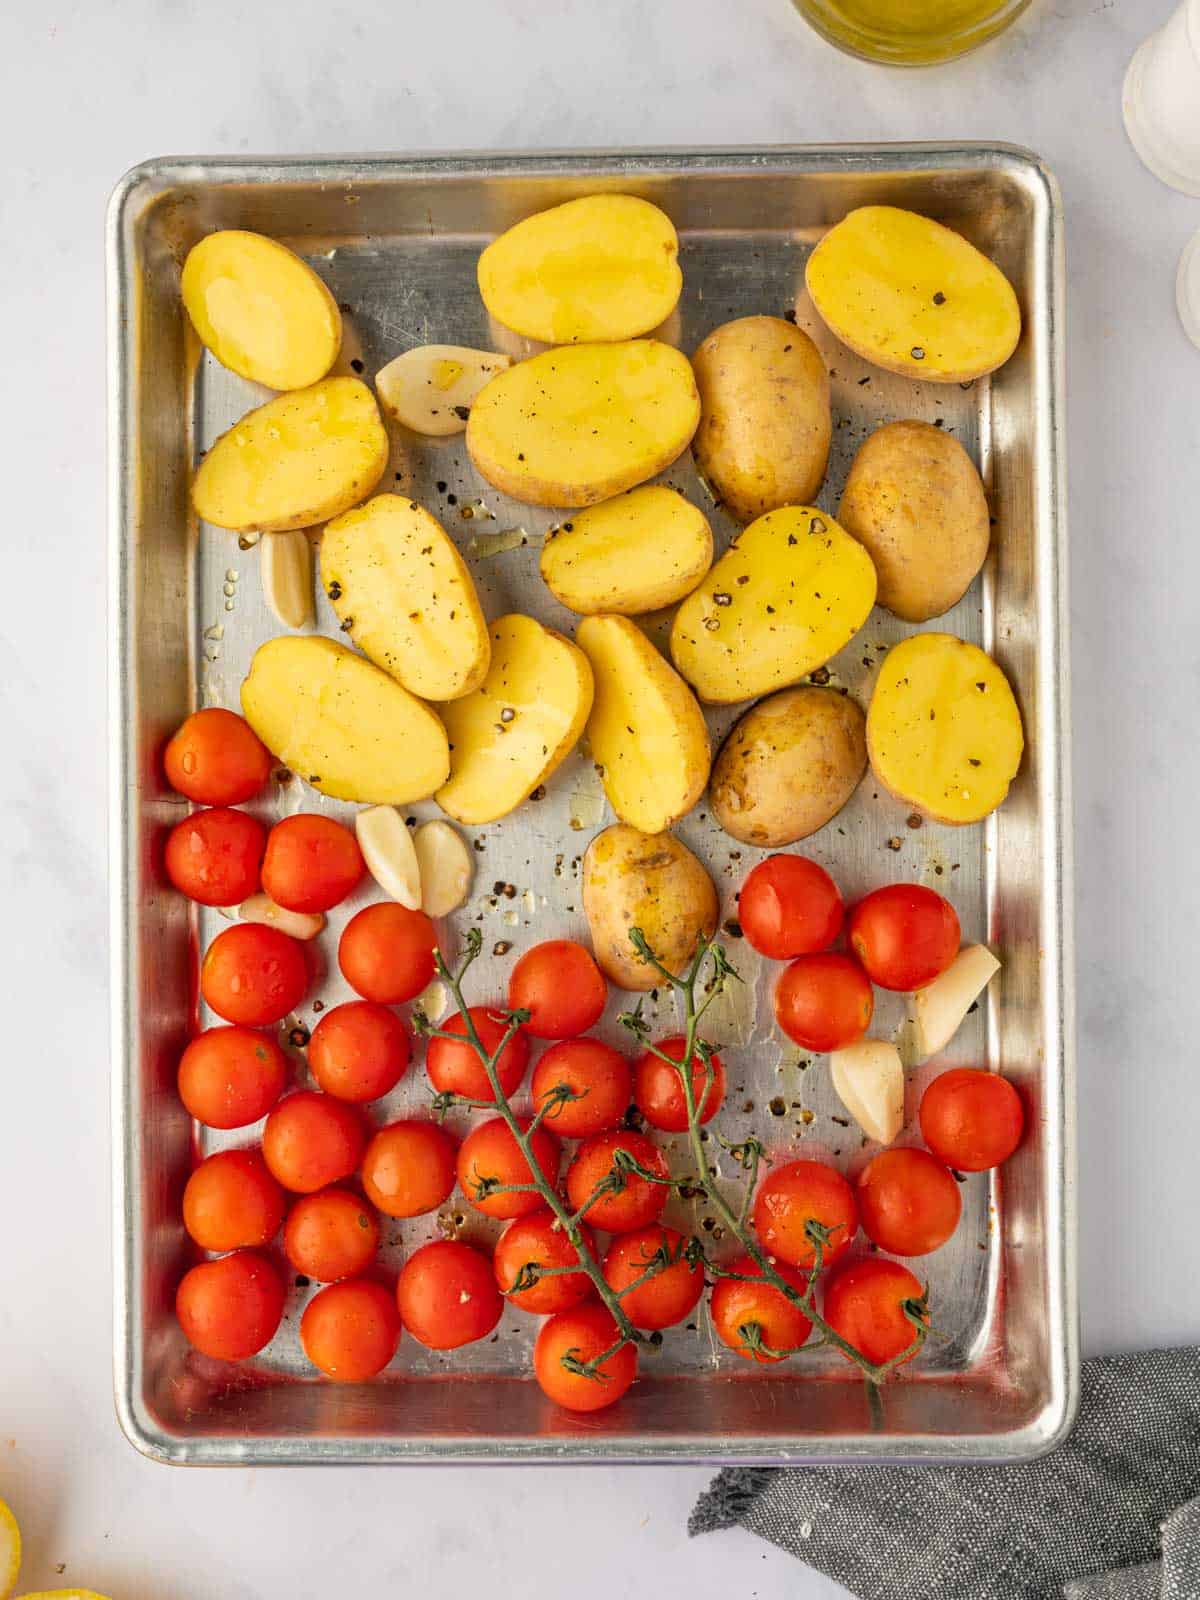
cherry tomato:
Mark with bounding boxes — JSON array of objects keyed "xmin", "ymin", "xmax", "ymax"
[
  {"xmin": 360, "ymin": 1120, "xmax": 458, "ymax": 1218},
  {"xmin": 301, "ymin": 1279, "xmax": 401, "ymax": 1380},
  {"xmin": 603, "ymin": 1225, "xmax": 702, "ymax": 1331},
  {"xmin": 456, "ymin": 1116, "xmax": 560, "ymax": 1220},
  {"xmin": 774, "ymin": 952, "xmax": 873, "ymax": 1052},
  {"xmin": 200, "ymin": 923, "xmax": 308, "ymax": 1026},
  {"xmin": 738, "ymin": 855, "xmax": 844, "ymax": 960},
  {"xmin": 847, "ymin": 883, "xmax": 960, "ymax": 992},
  {"xmin": 396, "ymin": 1240, "xmax": 502, "ymax": 1350},
  {"xmin": 284, "ymin": 1187, "xmax": 380, "ymax": 1282},
  {"xmin": 262, "ymin": 1091, "xmax": 365, "ymax": 1194},
  {"xmin": 425, "ymin": 1006, "xmax": 530, "ymax": 1102},
  {"xmin": 261, "ymin": 814, "xmax": 365, "ymax": 914},
  {"xmin": 338, "ymin": 902, "xmax": 437, "ymax": 1004},
  {"xmin": 533, "ymin": 1304, "xmax": 637, "ymax": 1412},
  {"xmin": 822, "ymin": 1257, "xmax": 927, "ymax": 1368},
  {"xmin": 176, "ymin": 1250, "xmax": 284, "ymax": 1361},
  {"xmin": 633, "ymin": 1034, "xmax": 725, "ymax": 1132},
  {"xmin": 565, "ymin": 1130, "xmax": 669, "ymax": 1234},
  {"xmin": 709, "ymin": 1254, "xmax": 813, "ymax": 1363},
  {"xmin": 493, "ymin": 1210, "xmax": 596, "ymax": 1315},
  {"xmin": 919, "ymin": 1067, "xmax": 1024, "ymax": 1172},
  {"xmin": 164, "ymin": 708, "xmax": 271, "ymax": 806},
  {"xmin": 856, "ymin": 1147, "xmax": 962, "ymax": 1257},
  {"xmin": 177, "ymin": 1025, "xmax": 288, "ymax": 1129},
  {"xmin": 507, "ymin": 940, "xmax": 607, "ymax": 1039},
  {"xmin": 165, "ymin": 807, "xmax": 266, "ymax": 907},
  {"xmin": 531, "ymin": 1038, "xmax": 632, "ymax": 1138},
  {"xmin": 752, "ymin": 1158, "xmax": 858, "ymax": 1269},
  {"xmin": 308, "ymin": 1001, "xmax": 410, "ymax": 1103},
  {"xmin": 182, "ymin": 1147, "xmax": 286, "ymax": 1252}
]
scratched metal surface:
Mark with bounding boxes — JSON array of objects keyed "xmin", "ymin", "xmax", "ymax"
[{"xmin": 110, "ymin": 149, "xmax": 1074, "ymax": 1463}]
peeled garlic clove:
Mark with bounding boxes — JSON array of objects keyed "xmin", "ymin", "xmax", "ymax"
[
  {"xmin": 413, "ymin": 819, "xmax": 473, "ymax": 917},
  {"xmin": 829, "ymin": 1038, "xmax": 904, "ymax": 1146},
  {"xmin": 912, "ymin": 944, "xmax": 1001, "ymax": 1060},
  {"xmin": 260, "ymin": 529, "xmax": 313, "ymax": 628},
  {"xmin": 238, "ymin": 892, "xmax": 325, "ymax": 941},
  {"xmin": 375, "ymin": 345, "xmax": 511, "ymax": 437},
  {"xmin": 356, "ymin": 804, "xmax": 421, "ymax": 909}
]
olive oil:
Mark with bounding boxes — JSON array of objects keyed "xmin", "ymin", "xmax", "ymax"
[{"xmin": 793, "ymin": 0, "xmax": 1031, "ymax": 64}]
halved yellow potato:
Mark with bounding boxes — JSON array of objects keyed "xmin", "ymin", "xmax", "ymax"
[
  {"xmin": 805, "ymin": 206, "xmax": 1021, "ymax": 383},
  {"xmin": 477, "ymin": 194, "xmax": 682, "ymax": 343},
  {"xmin": 867, "ymin": 632, "xmax": 1024, "ymax": 824},
  {"xmin": 466, "ymin": 340, "xmax": 700, "ymax": 509},
  {"xmin": 181, "ymin": 229, "xmax": 342, "ymax": 390},
  {"xmin": 193, "ymin": 377, "xmax": 388, "ymax": 533},
  {"xmin": 241, "ymin": 636, "xmax": 449, "ymax": 804},
  {"xmin": 0, "ymin": 1496, "xmax": 19, "ymax": 1600},
  {"xmin": 436, "ymin": 614, "xmax": 594, "ymax": 824},
  {"xmin": 320, "ymin": 495, "xmax": 490, "ymax": 701},
  {"xmin": 670, "ymin": 506, "xmax": 877, "ymax": 704},
  {"xmin": 375, "ymin": 345, "xmax": 511, "ymax": 436},
  {"xmin": 540, "ymin": 486, "xmax": 713, "ymax": 615},
  {"xmin": 576, "ymin": 614, "xmax": 710, "ymax": 834}
]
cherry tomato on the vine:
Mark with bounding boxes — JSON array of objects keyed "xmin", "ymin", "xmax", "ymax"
[
  {"xmin": 774, "ymin": 952, "xmax": 873, "ymax": 1052},
  {"xmin": 918, "ymin": 1067, "xmax": 1024, "ymax": 1172},
  {"xmin": 262, "ymin": 814, "xmax": 365, "ymax": 914},
  {"xmin": 164, "ymin": 708, "xmax": 271, "ymax": 807},
  {"xmin": 602, "ymin": 1225, "xmax": 703, "ymax": 1331},
  {"xmin": 200, "ymin": 923, "xmax": 308, "ymax": 1026},
  {"xmin": 425, "ymin": 1006, "xmax": 530, "ymax": 1102},
  {"xmin": 301, "ymin": 1279, "xmax": 401, "ymax": 1380},
  {"xmin": 531, "ymin": 1038, "xmax": 632, "ymax": 1138},
  {"xmin": 396, "ymin": 1240, "xmax": 502, "ymax": 1350},
  {"xmin": 633, "ymin": 1034, "xmax": 724, "ymax": 1132},
  {"xmin": 338, "ymin": 902, "xmax": 436, "ymax": 1004},
  {"xmin": 738, "ymin": 855, "xmax": 844, "ymax": 960},
  {"xmin": 182, "ymin": 1147, "xmax": 286, "ymax": 1253},
  {"xmin": 176, "ymin": 1250, "xmax": 284, "ymax": 1361},
  {"xmin": 494, "ymin": 1210, "xmax": 596, "ymax": 1315},
  {"xmin": 360, "ymin": 1120, "xmax": 458, "ymax": 1218},
  {"xmin": 308, "ymin": 1001, "xmax": 410, "ymax": 1103},
  {"xmin": 752, "ymin": 1158, "xmax": 858, "ymax": 1269},
  {"xmin": 822, "ymin": 1257, "xmax": 927, "ymax": 1368},
  {"xmin": 533, "ymin": 1304, "xmax": 637, "ymax": 1412},
  {"xmin": 177, "ymin": 1025, "xmax": 288, "ymax": 1129},
  {"xmin": 284, "ymin": 1187, "xmax": 380, "ymax": 1282},
  {"xmin": 507, "ymin": 939, "xmax": 607, "ymax": 1039},
  {"xmin": 856, "ymin": 1147, "xmax": 962, "ymax": 1257},
  {"xmin": 165, "ymin": 807, "xmax": 266, "ymax": 907},
  {"xmin": 709, "ymin": 1255, "xmax": 813, "ymax": 1363},
  {"xmin": 847, "ymin": 883, "xmax": 960, "ymax": 992},
  {"xmin": 565, "ymin": 1130, "xmax": 669, "ymax": 1234},
  {"xmin": 455, "ymin": 1116, "xmax": 560, "ymax": 1220},
  {"xmin": 262, "ymin": 1091, "xmax": 365, "ymax": 1194}
]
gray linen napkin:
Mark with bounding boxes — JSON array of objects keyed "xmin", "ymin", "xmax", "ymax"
[{"xmin": 690, "ymin": 1349, "xmax": 1200, "ymax": 1600}]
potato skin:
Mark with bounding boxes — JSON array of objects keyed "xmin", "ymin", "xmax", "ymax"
[
  {"xmin": 710, "ymin": 686, "xmax": 867, "ymax": 847},
  {"xmin": 838, "ymin": 421, "xmax": 989, "ymax": 623},
  {"xmin": 582, "ymin": 824, "xmax": 718, "ymax": 992},
  {"xmin": 691, "ymin": 316, "xmax": 830, "ymax": 524}
]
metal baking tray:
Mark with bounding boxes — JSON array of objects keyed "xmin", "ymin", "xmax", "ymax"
[{"xmin": 109, "ymin": 146, "xmax": 1075, "ymax": 1465}]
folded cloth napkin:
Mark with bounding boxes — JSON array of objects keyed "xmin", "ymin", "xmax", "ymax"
[{"xmin": 690, "ymin": 1349, "xmax": 1200, "ymax": 1600}]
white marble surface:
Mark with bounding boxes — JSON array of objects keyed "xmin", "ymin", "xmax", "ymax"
[{"xmin": 2, "ymin": 1, "xmax": 1199, "ymax": 1596}]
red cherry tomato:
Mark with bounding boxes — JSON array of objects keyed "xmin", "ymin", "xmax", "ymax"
[
  {"xmin": 456, "ymin": 1116, "xmax": 560, "ymax": 1220},
  {"xmin": 493, "ymin": 1210, "xmax": 597, "ymax": 1315},
  {"xmin": 774, "ymin": 952, "xmax": 873, "ymax": 1052},
  {"xmin": 165, "ymin": 807, "xmax": 266, "ymax": 907},
  {"xmin": 752, "ymin": 1158, "xmax": 858, "ymax": 1269},
  {"xmin": 301, "ymin": 1279, "xmax": 401, "ymax": 1380},
  {"xmin": 396, "ymin": 1240, "xmax": 502, "ymax": 1350},
  {"xmin": 261, "ymin": 814, "xmax": 365, "ymax": 914},
  {"xmin": 261, "ymin": 1091, "xmax": 365, "ymax": 1194},
  {"xmin": 200, "ymin": 923, "xmax": 308, "ymax": 1026},
  {"xmin": 822, "ymin": 1257, "xmax": 927, "ymax": 1368},
  {"xmin": 360, "ymin": 1120, "xmax": 458, "ymax": 1218},
  {"xmin": 338, "ymin": 902, "xmax": 437, "ymax": 1004},
  {"xmin": 710, "ymin": 1254, "xmax": 813, "ymax": 1363},
  {"xmin": 856, "ymin": 1147, "xmax": 962, "ymax": 1257},
  {"xmin": 603, "ymin": 1226, "xmax": 703, "ymax": 1330},
  {"xmin": 847, "ymin": 883, "xmax": 960, "ymax": 991},
  {"xmin": 177, "ymin": 1025, "xmax": 288, "ymax": 1129},
  {"xmin": 425, "ymin": 1006, "xmax": 530, "ymax": 1103},
  {"xmin": 176, "ymin": 1250, "xmax": 284, "ymax": 1361},
  {"xmin": 633, "ymin": 1034, "xmax": 725, "ymax": 1132},
  {"xmin": 533, "ymin": 1304, "xmax": 637, "ymax": 1412},
  {"xmin": 284, "ymin": 1187, "xmax": 380, "ymax": 1282},
  {"xmin": 918, "ymin": 1067, "xmax": 1024, "ymax": 1172},
  {"xmin": 182, "ymin": 1147, "xmax": 286, "ymax": 1252},
  {"xmin": 308, "ymin": 1001, "xmax": 410, "ymax": 1103},
  {"xmin": 507, "ymin": 939, "xmax": 607, "ymax": 1039},
  {"xmin": 531, "ymin": 1038, "xmax": 632, "ymax": 1138},
  {"xmin": 737, "ymin": 855, "xmax": 844, "ymax": 960},
  {"xmin": 164, "ymin": 708, "xmax": 272, "ymax": 806},
  {"xmin": 565, "ymin": 1130, "xmax": 669, "ymax": 1234}
]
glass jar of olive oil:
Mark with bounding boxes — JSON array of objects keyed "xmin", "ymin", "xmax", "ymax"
[{"xmin": 793, "ymin": 0, "xmax": 1032, "ymax": 64}]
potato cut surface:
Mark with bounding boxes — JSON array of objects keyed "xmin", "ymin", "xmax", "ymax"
[{"xmin": 540, "ymin": 486, "xmax": 712, "ymax": 615}]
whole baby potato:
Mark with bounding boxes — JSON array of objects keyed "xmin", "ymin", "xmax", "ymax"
[
  {"xmin": 691, "ymin": 316, "xmax": 830, "ymax": 523},
  {"xmin": 710, "ymin": 686, "xmax": 867, "ymax": 847},
  {"xmin": 838, "ymin": 420, "xmax": 990, "ymax": 623},
  {"xmin": 582, "ymin": 824, "xmax": 718, "ymax": 992}
]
